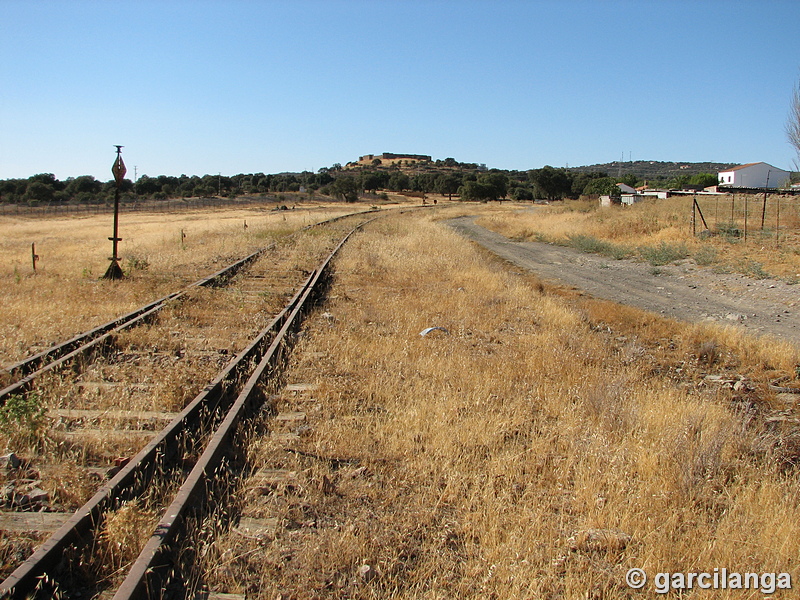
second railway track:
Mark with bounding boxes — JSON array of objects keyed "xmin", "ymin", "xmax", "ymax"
[{"xmin": 0, "ymin": 211, "xmax": 377, "ymax": 599}]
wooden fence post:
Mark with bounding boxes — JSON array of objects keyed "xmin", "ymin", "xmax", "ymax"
[{"xmin": 31, "ymin": 243, "xmax": 39, "ymax": 272}]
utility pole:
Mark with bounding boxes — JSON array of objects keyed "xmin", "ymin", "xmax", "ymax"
[{"xmin": 102, "ymin": 145, "xmax": 126, "ymax": 280}]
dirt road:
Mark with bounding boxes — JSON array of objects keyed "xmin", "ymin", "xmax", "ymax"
[{"xmin": 447, "ymin": 215, "xmax": 799, "ymax": 347}]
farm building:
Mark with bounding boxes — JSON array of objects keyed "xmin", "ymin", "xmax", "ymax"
[{"xmin": 717, "ymin": 162, "xmax": 790, "ymax": 189}]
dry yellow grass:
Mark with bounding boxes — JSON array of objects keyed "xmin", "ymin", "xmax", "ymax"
[
  {"xmin": 199, "ymin": 211, "xmax": 800, "ymax": 598},
  {"xmin": 0, "ymin": 204, "xmax": 391, "ymax": 585},
  {"xmin": 0, "ymin": 204, "xmax": 377, "ymax": 514},
  {"xmin": 0, "ymin": 202, "xmax": 359, "ymax": 365},
  {"xmin": 478, "ymin": 195, "xmax": 800, "ymax": 280},
  {"xmin": 3, "ymin": 201, "xmax": 798, "ymax": 596}
]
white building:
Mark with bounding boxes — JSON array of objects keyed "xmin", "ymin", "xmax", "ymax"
[
  {"xmin": 718, "ymin": 162, "xmax": 790, "ymax": 189},
  {"xmin": 620, "ymin": 194, "xmax": 644, "ymax": 205}
]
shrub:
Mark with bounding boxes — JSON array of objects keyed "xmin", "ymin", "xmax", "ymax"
[
  {"xmin": 638, "ymin": 242, "xmax": 689, "ymax": 266},
  {"xmin": 0, "ymin": 393, "xmax": 46, "ymax": 447},
  {"xmin": 125, "ymin": 255, "xmax": 150, "ymax": 273},
  {"xmin": 567, "ymin": 235, "xmax": 631, "ymax": 260},
  {"xmin": 740, "ymin": 260, "xmax": 771, "ymax": 280},
  {"xmin": 693, "ymin": 245, "xmax": 718, "ymax": 266},
  {"xmin": 715, "ymin": 222, "xmax": 741, "ymax": 242}
]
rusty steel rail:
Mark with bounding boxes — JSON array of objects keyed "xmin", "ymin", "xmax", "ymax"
[
  {"xmin": 0, "ymin": 206, "xmax": 377, "ymax": 393},
  {"xmin": 300, "ymin": 207, "xmax": 379, "ymax": 231},
  {"xmin": 1, "ymin": 291, "xmax": 179, "ymax": 383},
  {"xmin": 0, "ymin": 247, "xmax": 268, "ymax": 406},
  {"xmin": 0, "ymin": 225, "xmax": 362, "ymax": 600},
  {"xmin": 0, "ymin": 274, "xmax": 312, "ymax": 599},
  {"xmin": 114, "ymin": 229, "xmax": 355, "ymax": 600}
]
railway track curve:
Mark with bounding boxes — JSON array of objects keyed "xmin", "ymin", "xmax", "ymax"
[{"xmin": 0, "ymin": 212, "xmax": 376, "ymax": 599}]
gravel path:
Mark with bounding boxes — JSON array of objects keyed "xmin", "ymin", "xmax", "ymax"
[{"xmin": 447, "ymin": 215, "xmax": 799, "ymax": 347}]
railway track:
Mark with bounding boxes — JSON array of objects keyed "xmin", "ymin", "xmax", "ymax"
[
  {"xmin": 0, "ymin": 212, "xmax": 376, "ymax": 599},
  {"xmin": 0, "ymin": 208, "xmax": 378, "ymax": 401}
]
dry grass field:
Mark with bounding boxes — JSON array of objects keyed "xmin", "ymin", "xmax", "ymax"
[
  {"xmin": 0, "ymin": 201, "xmax": 378, "ymax": 585},
  {"xmin": 2, "ymin": 200, "xmax": 800, "ymax": 597},
  {"xmin": 201, "ymin": 208, "xmax": 800, "ymax": 599},
  {"xmin": 0, "ymin": 202, "xmax": 358, "ymax": 365},
  {"xmin": 478, "ymin": 195, "xmax": 800, "ymax": 281}
]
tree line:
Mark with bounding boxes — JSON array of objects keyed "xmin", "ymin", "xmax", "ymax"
[
  {"xmin": 0, "ymin": 162, "xmax": 723, "ymax": 206},
  {"xmin": 0, "ymin": 171, "xmax": 334, "ymax": 205}
]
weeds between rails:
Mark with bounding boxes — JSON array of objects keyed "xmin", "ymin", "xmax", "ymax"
[
  {"xmin": 0, "ymin": 213, "xmax": 376, "ymax": 592},
  {"xmin": 0, "ymin": 207, "xmax": 378, "ymax": 397},
  {"xmin": 195, "ymin": 211, "xmax": 800, "ymax": 599},
  {"xmin": 0, "ymin": 204, "xmax": 382, "ymax": 370},
  {"xmin": 114, "ymin": 230, "xmax": 357, "ymax": 600}
]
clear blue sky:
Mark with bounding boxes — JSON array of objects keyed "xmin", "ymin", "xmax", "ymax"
[{"xmin": 2, "ymin": 0, "xmax": 799, "ymax": 181}]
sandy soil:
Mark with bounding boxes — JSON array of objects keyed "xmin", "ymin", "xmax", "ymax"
[{"xmin": 447, "ymin": 215, "xmax": 800, "ymax": 347}]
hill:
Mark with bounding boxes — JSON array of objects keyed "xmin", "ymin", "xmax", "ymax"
[{"xmin": 568, "ymin": 160, "xmax": 739, "ymax": 181}]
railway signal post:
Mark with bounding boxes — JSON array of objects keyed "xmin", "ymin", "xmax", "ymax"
[{"xmin": 103, "ymin": 145, "xmax": 126, "ymax": 280}]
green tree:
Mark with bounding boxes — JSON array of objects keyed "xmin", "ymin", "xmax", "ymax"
[
  {"xmin": 316, "ymin": 170, "xmax": 334, "ymax": 187},
  {"xmin": 133, "ymin": 175, "xmax": 160, "ymax": 196},
  {"xmin": 529, "ymin": 166, "xmax": 572, "ymax": 200},
  {"xmin": 582, "ymin": 177, "xmax": 621, "ymax": 196},
  {"xmin": 411, "ymin": 173, "xmax": 436, "ymax": 194},
  {"xmin": 689, "ymin": 173, "xmax": 719, "ymax": 188},
  {"xmin": 193, "ymin": 184, "xmax": 212, "ymax": 197},
  {"xmin": 388, "ymin": 171, "xmax": 410, "ymax": 191},
  {"xmin": 570, "ymin": 172, "xmax": 608, "ymax": 197},
  {"xmin": 23, "ymin": 181, "xmax": 55, "ymax": 204},
  {"xmin": 0, "ymin": 180, "xmax": 21, "ymax": 203},
  {"xmin": 434, "ymin": 173, "xmax": 462, "ymax": 200},
  {"xmin": 668, "ymin": 174, "xmax": 691, "ymax": 189},
  {"xmin": 66, "ymin": 175, "xmax": 103, "ymax": 197},
  {"xmin": 479, "ymin": 172, "xmax": 509, "ymax": 200},
  {"xmin": 359, "ymin": 171, "xmax": 387, "ymax": 193},
  {"xmin": 619, "ymin": 173, "xmax": 639, "ymax": 188},
  {"xmin": 331, "ymin": 176, "xmax": 359, "ymax": 202},
  {"xmin": 458, "ymin": 180, "xmax": 494, "ymax": 202},
  {"xmin": 28, "ymin": 173, "xmax": 60, "ymax": 188},
  {"xmin": 509, "ymin": 185, "xmax": 534, "ymax": 200}
]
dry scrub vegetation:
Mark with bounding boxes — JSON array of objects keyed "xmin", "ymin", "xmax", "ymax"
[
  {"xmin": 478, "ymin": 195, "xmax": 800, "ymax": 281},
  {"xmin": 0, "ymin": 203, "xmax": 355, "ymax": 365},
  {"xmin": 0, "ymin": 204, "xmax": 362, "ymax": 475},
  {"xmin": 0, "ymin": 204, "xmax": 371, "ymax": 584},
  {"xmin": 203, "ymin": 210, "xmax": 800, "ymax": 599}
]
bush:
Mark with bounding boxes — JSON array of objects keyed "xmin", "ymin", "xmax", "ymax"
[
  {"xmin": 0, "ymin": 393, "xmax": 46, "ymax": 447},
  {"xmin": 740, "ymin": 260, "xmax": 771, "ymax": 279},
  {"xmin": 693, "ymin": 245, "xmax": 718, "ymax": 266},
  {"xmin": 715, "ymin": 222, "xmax": 741, "ymax": 241},
  {"xmin": 638, "ymin": 242, "xmax": 689, "ymax": 266},
  {"xmin": 125, "ymin": 255, "xmax": 150, "ymax": 273},
  {"xmin": 567, "ymin": 235, "xmax": 631, "ymax": 259}
]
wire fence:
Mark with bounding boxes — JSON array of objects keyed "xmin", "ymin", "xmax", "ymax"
[{"xmin": 691, "ymin": 193, "xmax": 799, "ymax": 247}]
